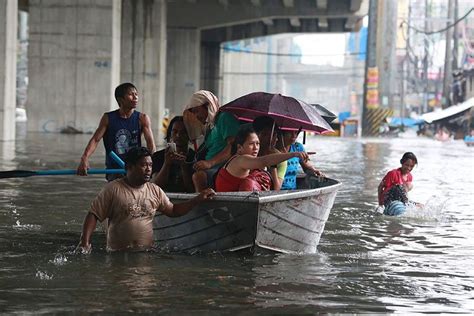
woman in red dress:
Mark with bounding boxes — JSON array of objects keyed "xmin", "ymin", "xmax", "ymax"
[{"xmin": 215, "ymin": 126, "xmax": 309, "ymax": 192}]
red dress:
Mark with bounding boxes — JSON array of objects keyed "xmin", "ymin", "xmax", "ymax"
[
  {"xmin": 215, "ymin": 156, "xmax": 272, "ymax": 192},
  {"xmin": 215, "ymin": 167, "xmax": 247, "ymax": 192},
  {"xmin": 379, "ymin": 168, "xmax": 413, "ymax": 205}
]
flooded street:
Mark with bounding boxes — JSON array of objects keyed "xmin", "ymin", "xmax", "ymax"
[{"xmin": 1, "ymin": 129, "xmax": 473, "ymax": 313}]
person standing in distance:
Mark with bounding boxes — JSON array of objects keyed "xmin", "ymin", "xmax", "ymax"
[{"xmin": 76, "ymin": 83, "xmax": 156, "ymax": 181}]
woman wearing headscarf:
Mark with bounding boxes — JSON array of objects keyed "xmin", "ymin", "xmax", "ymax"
[{"xmin": 183, "ymin": 90, "xmax": 240, "ymax": 192}]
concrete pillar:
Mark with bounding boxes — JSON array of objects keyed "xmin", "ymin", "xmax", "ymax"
[
  {"xmin": 376, "ymin": 0, "xmax": 398, "ymax": 109},
  {"xmin": 27, "ymin": 0, "xmax": 121, "ymax": 133},
  {"xmin": 362, "ymin": 0, "xmax": 378, "ymax": 136},
  {"xmin": 166, "ymin": 27, "xmax": 200, "ymax": 118},
  {"xmin": 442, "ymin": 0, "xmax": 454, "ymax": 108},
  {"xmin": 121, "ymin": 0, "xmax": 167, "ymax": 144},
  {"xmin": 0, "ymin": 0, "xmax": 17, "ymax": 141},
  {"xmin": 220, "ymin": 39, "xmax": 269, "ymax": 104},
  {"xmin": 201, "ymin": 41, "xmax": 220, "ymax": 97}
]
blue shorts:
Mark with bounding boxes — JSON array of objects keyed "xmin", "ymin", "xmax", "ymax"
[{"xmin": 384, "ymin": 201, "xmax": 406, "ymax": 216}]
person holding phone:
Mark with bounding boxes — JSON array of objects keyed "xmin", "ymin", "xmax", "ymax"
[{"xmin": 151, "ymin": 116, "xmax": 195, "ymax": 193}]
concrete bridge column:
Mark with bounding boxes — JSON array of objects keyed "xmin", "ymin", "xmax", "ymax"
[
  {"xmin": 165, "ymin": 27, "xmax": 200, "ymax": 119},
  {"xmin": 376, "ymin": 0, "xmax": 398, "ymax": 109},
  {"xmin": 201, "ymin": 41, "xmax": 221, "ymax": 99},
  {"xmin": 121, "ymin": 0, "xmax": 167, "ymax": 143},
  {"xmin": 0, "ymin": 0, "xmax": 17, "ymax": 141},
  {"xmin": 27, "ymin": 0, "xmax": 121, "ymax": 133}
]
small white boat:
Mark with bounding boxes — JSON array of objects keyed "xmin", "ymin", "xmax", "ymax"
[{"xmin": 153, "ymin": 176, "xmax": 341, "ymax": 254}]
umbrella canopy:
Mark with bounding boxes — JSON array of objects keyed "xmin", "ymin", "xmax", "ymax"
[
  {"xmin": 220, "ymin": 92, "xmax": 333, "ymax": 133},
  {"xmin": 310, "ymin": 104, "xmax": 337, "ymax": 123}
]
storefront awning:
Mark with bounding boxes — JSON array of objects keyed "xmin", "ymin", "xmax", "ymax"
[
  {"xmin": 387, "ymin": 117, "xmax": 424, "ymax": 127},
  {"xmin": 422, "ymin": 98, "xmax": 474, "ymax": 124}
]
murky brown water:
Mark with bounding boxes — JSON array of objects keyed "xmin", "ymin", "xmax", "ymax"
[{"xmin": 1, "ymin": 127, "xmax": 473, "ymax": 313}]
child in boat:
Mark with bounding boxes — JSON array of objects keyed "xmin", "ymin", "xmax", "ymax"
[
  {"xmin": 277, "ymin": 130, "xmax": 324, "ymax": 190},
  {"xmin": 252, "ymin": 116, "xmax": 286, "ymax": 190},
  {"xmin": 215, "ymin": 126, "xmax": 309, "ymax": 192},
  {"xmin": 377, "ymin": 152, "xmax": 418, "ymax": 215}
]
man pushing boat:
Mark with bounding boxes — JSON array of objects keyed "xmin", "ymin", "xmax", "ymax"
[{"xmin": 76, "ymin": 147, "xmax": 215, "ymax": 253}]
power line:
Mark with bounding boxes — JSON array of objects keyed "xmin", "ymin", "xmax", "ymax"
[
  {"xmin": 221, "ymin": 46, "xmax": 365, "ymax": 57},
  {"xmin": 222, "ymin": 69, "xmax": 366, "ymax": 76},
  {"xmin": 400, "ymin": 7, "xmax": 473, "ymax": 35}
]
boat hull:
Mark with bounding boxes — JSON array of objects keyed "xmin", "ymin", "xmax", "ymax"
[
  {"xmin": 153, "ymin": 195, "xmax": 259, "ymax": 253},
  {"xmin": 255, "ymin": 184, "xmax": 338, "ymax": 253},
  {"xmin": 153, "ymin": 177, "xmax": 341, "ymax": 254}
]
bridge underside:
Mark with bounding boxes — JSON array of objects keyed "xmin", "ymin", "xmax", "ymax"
[
  {"xmin": 167, "ymin": 0, "xmax": 366, "ymax": 123},
  {"xmin": 1, "ymin": 0, "xmax": 367, "ymax": 142},
  {"xmin": 168, "ymin": 0, "xmax": 366, "ymax": 39}
]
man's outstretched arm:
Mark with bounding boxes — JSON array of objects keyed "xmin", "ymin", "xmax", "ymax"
[
  {"xmin": 77, "ymin": 114, "xmax": 108, "ymax": 175},
  {"xmin": 141, "ymin": 113, "xmax": 156, "ymax": 153},
  {"xmin": 77, "ymin": 212, "xmax": 98, "ymax": 253}
]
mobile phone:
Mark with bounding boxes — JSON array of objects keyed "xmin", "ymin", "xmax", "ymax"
[{"xmin": 167, "ymin": 142, "xmax": 176, "ymax": 153}]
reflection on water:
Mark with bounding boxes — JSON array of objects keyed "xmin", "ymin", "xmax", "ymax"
[{"xmin": 0, "ymin": 132, "xmax": 473, "ymax": 313}]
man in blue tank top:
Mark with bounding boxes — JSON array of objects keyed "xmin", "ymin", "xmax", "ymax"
[{"xmin": 77, "ymin": 83, "xmax": 156, "ymax": 181}]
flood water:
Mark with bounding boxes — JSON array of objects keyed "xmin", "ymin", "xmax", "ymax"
[{"xmin": 1, "ymin": 127, "xmax": 473, "ymax": 314}]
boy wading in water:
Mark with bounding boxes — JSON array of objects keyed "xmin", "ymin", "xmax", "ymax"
[{"xmin": 377, "ymin": 152, "xmax": 420, "ymax": 215}]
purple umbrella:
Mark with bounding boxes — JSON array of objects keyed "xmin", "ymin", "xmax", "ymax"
[{"xmin": 220, "ymin": 92, "xmax": 333, "ymax": 133}]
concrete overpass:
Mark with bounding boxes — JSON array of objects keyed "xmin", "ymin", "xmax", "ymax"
[{"xmin": 1, "ymin": 0, "xmax": 368, "ymax": 142}]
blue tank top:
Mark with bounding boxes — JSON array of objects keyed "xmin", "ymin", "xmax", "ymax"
[
  {"xmin": 281, "ymin": 142, "xmax": 305, "ymax": 190},
  {"xmin": 103, "ymin": 110, "xmax": 141, "ymax": 168}
]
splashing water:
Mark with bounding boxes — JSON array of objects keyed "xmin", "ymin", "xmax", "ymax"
[
  {"xmin": 35, "ymin": 270, "xmax": 53, "ymax": 280},
  {"xmin": 12, "ymin": 220, "xmax": 42, "ymax": 231},
  {"xmin": 49, "ymin": 254, "xmax": 68, "ymax": 266},
  {"xmin": 373, "ymin": 196, "xmax": 452, "ymax": 223},
  {"xmin": 402, "ymin": 196, "xmax": 451, "ymax": 222}
]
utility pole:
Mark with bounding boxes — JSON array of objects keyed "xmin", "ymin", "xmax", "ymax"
[
  {"xmin": 361, "ymin": 0, "xmax": 378, "ymax": 136},
  {"xmin": 422, "ymin": 0, "xmax": 430, "ymax": 114},
  {"xmin": 401, "ymin": 1, "xmax": 413, "ymax": 119},
  {"xmin": 442, "ymin": 0, "xmax": 454, "ymax": 109},
  {"xmin": 378, "ymin": 0, "xmax": 398, "ymax": 109},
  {"xmin": 400, "ymin": 58, "xmax": 405, "ymax": 120},
  {"xmin": 452, "ymin": 0, "xmax": 459, "ymax": 70}
]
